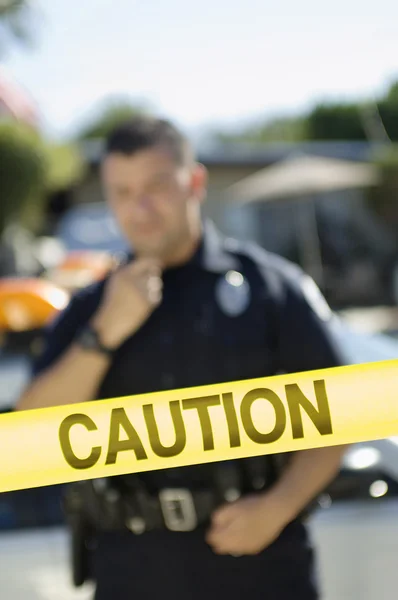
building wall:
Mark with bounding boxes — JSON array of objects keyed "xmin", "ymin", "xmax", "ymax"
[{"xmin": 203, "ymin": 164, "xmax": 262, "ymax": 238}]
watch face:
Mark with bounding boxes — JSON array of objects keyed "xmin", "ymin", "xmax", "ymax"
[
  {"xmin": 78, "ymin": 326, "xmax": 113, "ymax": 356},
  {"xmin": 79, "ymin": 327, "xmax": 100, "ymax": 350}
]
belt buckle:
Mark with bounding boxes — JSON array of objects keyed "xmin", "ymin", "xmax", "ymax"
[{"xmin": 159, "ymin": 488, "xmax": 198, "ymax": 532}]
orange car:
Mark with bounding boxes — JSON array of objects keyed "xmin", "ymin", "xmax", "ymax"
[{"xmin": 0, "ymin": 250, "xmax": 116, "ymax": 355}]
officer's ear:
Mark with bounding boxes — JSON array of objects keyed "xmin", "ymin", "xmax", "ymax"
[{"xmin": 190, "ymin": 162, "xmax": 208, "ymax": 203}]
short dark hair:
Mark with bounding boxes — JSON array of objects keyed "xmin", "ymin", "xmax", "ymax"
[{"xmin": 103, "ymin": 116, "xmax": 194, "ymax": 165}]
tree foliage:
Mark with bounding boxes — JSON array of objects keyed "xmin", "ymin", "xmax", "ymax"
[
  {"xmin": 306, "ymin": 103, "xmax": 367, "ymax": 140},
  {"xmin": 213, "ymin": 79, "xmax": 398, "ymax": 144},
  {"xmin": 76, "ymin": 97, "xmax": 152, "ymax": 141},
  {"xmin": 43, "ymin": 141, "xmax": 86, "ymax": 191},
  {"xmin": 0, "ymin": 0, "xmax": 37, "ymax": 57},
  {"xmin": 0, "ymin": 121, "xmax": 85, "ymax": 235},
  {"xmin": 215, "ymin": 115, "xmax": 308, "ymax": 144},
  {"xmin": 0, "ymin": 121, "xmax": 46, "ymax": 234}
]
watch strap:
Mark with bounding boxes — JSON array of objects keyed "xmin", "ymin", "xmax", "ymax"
[{"xmin": 76, "ymin": 324, "xmax": 116, "ymax": 357}]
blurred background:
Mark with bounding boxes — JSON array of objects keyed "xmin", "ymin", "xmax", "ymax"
[{"xmin": 1, "ymin": 1, "xmax": 398, "ymax": 598}]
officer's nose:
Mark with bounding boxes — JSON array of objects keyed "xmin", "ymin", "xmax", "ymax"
[{"xmin": 131, "ymin": 194, "xmax": 157, "ymax": 222}]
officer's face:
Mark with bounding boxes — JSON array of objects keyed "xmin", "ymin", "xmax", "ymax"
[{"xmin": 101, "ymin": 146, "xmax": 207, "ymax": 262}]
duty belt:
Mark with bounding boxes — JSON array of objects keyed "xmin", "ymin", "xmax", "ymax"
[
  {"xmin": 64, "ymin": 457, "xmax": 285, "ymax": 535},
  {"xmin": 64, "ymin": 481, "xmax": 239, "ymax": 588},
  {"xmin": 66, "ymin": 480, "xmax": 222, "ymax": 534}
]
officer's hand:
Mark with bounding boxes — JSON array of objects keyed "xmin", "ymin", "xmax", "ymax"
[
  {"xmin": 205, "ymin": 493, "xmax": 289, "ymax": 556},
  {"xmin": 92, "ymin": 258, "xmax": 162, "ymax": 348}
]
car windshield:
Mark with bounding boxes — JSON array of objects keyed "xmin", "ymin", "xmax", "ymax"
[{"xmin": 55, "ymin": 202, "xmax": 129, "ymax": 253}]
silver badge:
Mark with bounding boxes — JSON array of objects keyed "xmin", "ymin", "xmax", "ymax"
[{"xmin": 215, "ymin": 270, "xmax": 251, "ymax": 317}]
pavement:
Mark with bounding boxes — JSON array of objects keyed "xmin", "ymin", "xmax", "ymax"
[
  {"xmin": 310, "ymin": 498, "xmax": 398, "ymax": 600},
  {"xmin": 0, "ymin": 498, "xmax": 397, "ymax": 600},
  {"xmin": 337, "ymin": 305, "xmax": 398, "ymax": 336}
]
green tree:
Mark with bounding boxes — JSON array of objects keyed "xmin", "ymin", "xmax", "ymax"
[
  {"xmin": 0, "ymin": 121, "xmax": 86, "ymax": 236},
  {"xmin": 306, "ymin": 103, "xmax": 367, "ymax": 140},
  {"xmin": 307, "ymin": 81, "xmax": 398, "ymax": 142},
  {"xmin": 385, "ymin": 81, "xmax": 398, "ymax": 103},
  {"xmin": 0, "ymin": 121, "xmax": 46, "ymax": 234},
  {"xmin": 211, "ymin": 78, "xmax": 398, "ymax": 144},
  {"xmin": 44, "ymin": 141, "xmax": 86, "ymax": 191},
  {"xmin": 214, "ymin": 115, "xmax": 308, "ymax": 144},
  {"xmin": 76, "ymin": 97, "xmax": 152, "ymax": 141},
  {"xmin": 0, "ymin": 0, "xmax": 37, "ymax": 57}
]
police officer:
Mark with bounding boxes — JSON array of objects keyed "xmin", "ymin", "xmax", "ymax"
[{"xmin": 16, "ymin": 116, "xmax": 348, "ymax": 600}]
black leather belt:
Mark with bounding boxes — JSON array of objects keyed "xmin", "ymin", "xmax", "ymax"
[
  {"xmin": 122, "ymin": 487, "xmax": 218, "ymax": 534},
  {"xmin": 73, "ymin": 480, "xmax": 221, "ymax": 534},
  {"xmin": 65, "ymin": 458, "xmax": 278, "ymax": 536}
]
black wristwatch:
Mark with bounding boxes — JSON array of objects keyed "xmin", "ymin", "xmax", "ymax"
[{"xmin": 76, "ymin": 324, "xmax": 116, "ymax": 358}]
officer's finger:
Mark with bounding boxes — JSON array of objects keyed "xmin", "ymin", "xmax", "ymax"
[
  {"xmin": 208, "ymin": 533, "xmax": 240, "ymax": 555},
  {"xmin": 134, "ymin": 269, "xmax": 162, "ymax": 293},
  {"xmin": 206, "ymin": 531, "xmax": 228, "ymax": 552},
  {"xmin": 107, "ymin": 254, "xmax": 123, "ymax": 272},
  {"xmin": 147, "ymin": 273, "xmax": 162, "ymax": 289},
  {"xmin": 211, "ymin": 545, "xmax": 231, "ymax": 555},
  {"xmin": 206, "ymin": 519, "xmax": 235, "ymax": 547},
  {"xmin": 205, "ymin": 524, "xmax": 225, "ymax": 545},
  {"xmin": 147, "ymin": 276, "xmax": 163, "ymax": 305},
  {"xmin": 129, "ymin": 258, "xmax": 162, "ymax": 276},
  {"xmin": 210, "ymin": 504, "xmax": 238, "ymax": 528}
]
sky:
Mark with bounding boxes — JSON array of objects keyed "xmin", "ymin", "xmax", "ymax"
[{"xmin": 1, "ymin": 0, "xmax": 398, "ymax": 142}]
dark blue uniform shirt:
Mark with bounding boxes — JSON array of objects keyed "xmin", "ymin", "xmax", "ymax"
[
  {"xmin": 31, "ymin": 220, "xmax": 345, "ymax": 600},
  {"xmin": 33, "ymin": 220, "xmax": 344, "ymax": 387}
]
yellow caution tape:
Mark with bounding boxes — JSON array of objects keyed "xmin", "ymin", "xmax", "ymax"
[{"xmin": 1, "ymin": 359, "xmax": 398, "ymax": 493}]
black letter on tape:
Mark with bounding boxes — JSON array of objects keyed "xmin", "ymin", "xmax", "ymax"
[
  {"xmin": 285, "ymin": 380, "xmax": 333, "ymax": 439},
  {"xmin": 143, "ymin": 400, "xmax": 186, "ymax": 457},
  {"xmin": 59, "ymin": 414, "xmax": 101, "ymax": 470},
  {"xmin": 105, "ymin": 407, "xmax": 148, "ymax": 465},
  {"xmin": 240, "ymin": 388, "xmax": 286, "ymax": 444},
  {"xmin": 182, "ymin": 395, "xmax": 220, "ymax": 451},
  {"xmin": 222, "ymin": 392, "xmax": 241, "ymax": 448}
]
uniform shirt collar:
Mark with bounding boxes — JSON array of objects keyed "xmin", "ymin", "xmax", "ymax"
[{"xmin": 192, "ymin": 219, "xmax": 240, "ymax": 273}]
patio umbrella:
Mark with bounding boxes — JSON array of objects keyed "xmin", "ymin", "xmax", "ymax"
[{"xmin": 224, "ymin": 154, "xmax": 380, "ymax": 287}]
